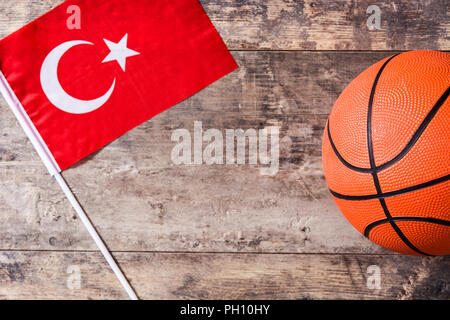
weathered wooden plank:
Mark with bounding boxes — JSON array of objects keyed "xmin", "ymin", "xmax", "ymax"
[
  {"xmin": 0, "ymin": 52, "xmax": 395, "ymax": 253},
  {"xmin": 0, "ymin": 251, "xmax": 448, "ymax": 300},
  {"xmin": 0, "ymin": 1, "xmax": 448, "ymax": 50}
]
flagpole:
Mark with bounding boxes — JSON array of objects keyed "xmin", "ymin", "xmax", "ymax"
[
  {"xmin": 54, "ymin": 173, "xmax": 139, "ymax": 300},
  {"xmin": 1, "ymin": 70, "xmax": 138, "ymax": 300}
]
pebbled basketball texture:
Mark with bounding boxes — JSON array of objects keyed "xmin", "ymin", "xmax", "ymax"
[{"xmin": 322, "ymin": 50, "xmax": 450, "ymax": 256}]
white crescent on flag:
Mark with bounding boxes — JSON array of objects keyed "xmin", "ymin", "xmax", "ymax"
[
  {"xmin": 40, "ymin": 34, "xmax": 139, "ymax": 114},
  {"xmin": 40, "ymin": 40, "xmax": 116, "ymax": 114}
]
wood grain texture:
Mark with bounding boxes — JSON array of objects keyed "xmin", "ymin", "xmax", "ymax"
[
  {"xmin": 0, "ymin": 0, "xmax": 448, "ymax": 50},
  {"xmin": 0, "ymin": 1, "xmax": 449, "ymax": 300},
  {"xmin": 0, "ymin": 52, "xmax": 396, "ymax": 253},
  {"xmin": 1, "ymin": 251, "xmax": 449, "ymax": 300}
]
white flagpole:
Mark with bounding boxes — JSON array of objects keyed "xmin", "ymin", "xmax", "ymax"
[
  {"xmin": 0, "ymin": 70, "xmax": 138, "ymax": 300},
  {"xmin": 54, "ymin": 173, "xmax": 139, "ymax": 300}
]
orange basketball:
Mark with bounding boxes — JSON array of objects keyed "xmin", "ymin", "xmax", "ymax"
[{"xmin": 322, "ymin": 50, "xmax": 449, "ymax": 256}]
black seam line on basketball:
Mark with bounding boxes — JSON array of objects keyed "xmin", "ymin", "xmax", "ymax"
[
  {"xmin": 364, "ymin": 217, "xmax": 450, "ymax": 238},
  {"xmin": 326, "ymin": 122, "xmax": 372, "ymax": 173},
  {"xmin": 326, "ymin": 85, "xmax": 450, "ymax": 174},
  {"xmin": 325, "ymin": 54, "xmax": 400, "ymax": 174},
  {"xmin": 376, "ymin": 86, "xmax": 450, "ymax": 171},
  {"xmin": 367, "ymin": 54, "xmax": 400, "ymax": 173},
  {"xmin": 377, "ymin": 198, "xmax": 432, "ymax": 256},
  {"xmin": 329, "ymin": 174, "xmax": 450, "ymax": 201},
  {"xmin": 366, "ymin": 53, "xmax": 431, "ymax": 256}
]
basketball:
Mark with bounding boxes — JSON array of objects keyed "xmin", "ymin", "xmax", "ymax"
[{"xmin": 322, "ymin": 50, "xmax": 449, "ymax": 256}]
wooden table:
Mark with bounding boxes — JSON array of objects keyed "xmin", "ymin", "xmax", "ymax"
[{"xmin": 0, "ymin": 0, "xmax": 448, "ymax": 299}]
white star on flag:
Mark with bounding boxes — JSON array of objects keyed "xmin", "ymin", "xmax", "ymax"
[{"xmin": 102, "ymin": 34, "xmax": 140, "ymax": 71}]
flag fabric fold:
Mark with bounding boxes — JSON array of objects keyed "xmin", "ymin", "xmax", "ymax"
[{"xmin": 0, "ymin": 0, "xmax": 238, "ymax": 174}]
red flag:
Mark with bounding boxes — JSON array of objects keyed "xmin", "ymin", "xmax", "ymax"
[{"xmin": 0, "ymin": 0, "xmax": 237, "ymax": 174}]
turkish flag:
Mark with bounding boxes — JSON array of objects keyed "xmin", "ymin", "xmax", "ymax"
[{"xmin": 0, "ymin": 0, "xmax": 237, "ymax": 174}]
